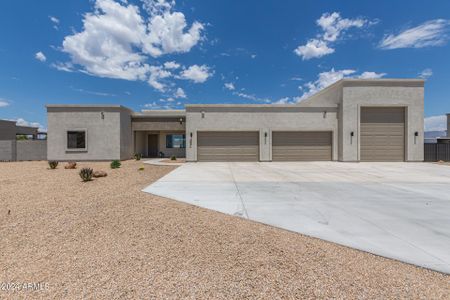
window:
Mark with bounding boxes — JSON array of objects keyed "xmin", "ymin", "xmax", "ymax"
[
  {"xmin": 67, "ymin": 131, "xmax": 87, "ymax": 150},
  {"xmin": 166, "ymin": 134, "xmax": 185, "ymax": 148}
]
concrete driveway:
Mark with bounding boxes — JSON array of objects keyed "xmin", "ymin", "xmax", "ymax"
[{"xmin": 143, "ymin": 162, "xmax": 450, "ymax": 274}]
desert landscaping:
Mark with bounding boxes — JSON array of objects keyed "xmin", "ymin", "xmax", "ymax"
[{"xmin": 1, "ymin": 160, "xmax": 449, "ymax": 299}]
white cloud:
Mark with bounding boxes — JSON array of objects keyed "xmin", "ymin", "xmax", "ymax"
[
  {"xmin": 294, "ymin": 12, "xmax": 372, "ymax": 60},
  {"xmin": 272, "ymin": 97, "xmax": 291, "ymax": 104},
  {"xmin": 294, "ymin": 39, "xmax": 335, "ymax": 60},
  {"xmin": 148, "ymin": 65, "xmax": 172, "ymax": 91},
  {"xmin": 49, "ymin": 16, "xmax": 60, "ymax": 29},
  {"xmin": 224, "ymin": 82, "xmax": 235, "ymax": 90},
  {"xmin": 233, "ymin": 92, "xmax": 271, "ymax": 103},
  {"xmin": 179, "ymin": 64, "xmax": 211, "ymax": 83},
  {"xmin": 419, "ymin": 68, "xmax": 433, "ymax": 79},
  {"xmin": 174, "ymin": 87, "xmax": 186, "ymax": 98},
  {"xmin": 424, "ymin": 115, "xmax": 447, "ymax": 132},
  {"xmin": 11, "ymin": 118, "xmax": 47, "ymax": 132},
  {"xmin": 0, "ymin": 99, "xmax": 10, "ymax": 107},
  {"xmin": 143, "ymin": 99, "xmax": 181, "ymax": 110},
  {"xmin": 379, "ymin": 19, "xmax": 450, "ymax": 49},
  {"xmin": 35, "ymin": 51, "xmax": 47, "ymax": 62},
  {"xmin": 51, "ymin": 62, "xmax": 75, "ymax": 72},
  {"xmin": 317, "ymin": 12, "xmax": 368, "ymax": 42},
  {"xmin": 49, "ymin": 16, "xmax": 60, "ymax": 24},
  {"xmin": 359, "ymin": 71, "xmax": 387, "ymax": 79},
  {"xmin": 164, "ymin": 61, "xmax": 180, "ymax": 69},
  {"xmin": 61, "ymin": 0, "xmax": 204, "ymax": 85},
  {"xmin": 298, "ymin": 68, "xmax": 386, "ymax": 101},
  {"xmin": 251, "ymin": 54, "xmax": 257, "ymax": 59}
]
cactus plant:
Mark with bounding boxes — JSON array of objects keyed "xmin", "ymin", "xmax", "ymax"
[
  {"xmin": 110, "ymin": 160, "xmax": 121, "ymax": 169},
  {"xmin": 170, "ymin": 155, "xmax": 177, "ymax": 161},
  {"xmin": 48, "ymin": 161, "xmax": 59, "ymax": 169},
  {"xmin": 134, "ymin": 153, "xmax": 142, "ymax": 161},
  {"xmin": 79, "ymin": 168, "xmax": 93, "ymax": 182}
]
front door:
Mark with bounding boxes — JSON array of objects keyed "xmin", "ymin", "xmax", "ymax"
[{"xmin": 148, "ymin": 134, "xmax": 159, "ymax": 157}]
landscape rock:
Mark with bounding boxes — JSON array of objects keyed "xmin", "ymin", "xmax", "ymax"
[
  {"xmin": 93, "ymin": 170, "xmax": 107, "ymax": 178},
  {"xmin": 64, "ymin": 162, "xmax": 77, "ymax": 169}
]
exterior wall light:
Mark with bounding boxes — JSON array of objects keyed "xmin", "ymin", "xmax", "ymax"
[
  {"xmin": 101, "ymin": 112, "xmax": 105, "ymax": 119},
  {"xmin": 179, "ymin": 118, "xmax": 183, "ymax": 125},
  {"xmin": 350, "ymin": 131, "xmax": 354, "ymax": 144},
  {"xmin": 201, "ymin": 111, "xmax": 205, "ymax": 118},
  {"xmin": 264, "ymin": 132, "xmax": 268, "ymax": 144},
  {"xmin": 323, "ymin": 111, "xmax": 327, "ymax": 118}
]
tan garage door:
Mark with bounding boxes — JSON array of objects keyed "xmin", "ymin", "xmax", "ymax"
[
  {"xmin": 360, "ymin": 107, "xmax": 405, "ymax": 161},
  {"xmin": 197, "ymin": 131, "xmax": 259, "ymax": 161},
  {"xmin": 272, "ymin": 131, "xmax": 332, "ymax": 161}
]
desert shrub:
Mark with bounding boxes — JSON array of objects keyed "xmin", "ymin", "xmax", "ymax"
[
  {"xmin": 110, "ymin": 160, "xmax": 121, "ymax": 169},
  {"xmin": 170, "ymin": 155, "xmax": 177, "ymax": 161},
  {"xmin": 134, "ymin": 153, "xmax": 142, "ymax": 161},
  {"xmin": 79, "ymin": 168, "xmax": 93, "ymax": 182},
  {"xmin": 48, "ymin": 161, "xmax": 59, "ymax": 169},
  {"xmin": 138, "ymin": 167, "xmax": 145, "ymax": 171}
]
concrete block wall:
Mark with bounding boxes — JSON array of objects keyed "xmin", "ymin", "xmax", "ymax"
[
  {"xmin": 16, "ymin": 140, "xmax": 47, "ymax": 161},
  {"xmin": 0, "ymin": 140, "xmax": 15, "ymax": 161}
]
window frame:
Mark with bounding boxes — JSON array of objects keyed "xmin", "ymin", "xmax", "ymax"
[
  {"xmin": 165, "ymin": 134, "xmax": 186, "ymax": 149},
  {"xmin": 66, "ymin": 129, "xmax": 88, "ymax": 152}
]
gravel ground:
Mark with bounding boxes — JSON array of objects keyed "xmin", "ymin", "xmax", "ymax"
[{"xmin": 0, "ymin": 161, "xmax": 449, "ymax": 299}]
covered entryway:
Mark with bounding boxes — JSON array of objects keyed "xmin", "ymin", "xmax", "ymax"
[
  {"xmin": 272, "ymin": 131, "xmax": 332, "ymax": 161},
  {"xmin": 360, "ymin": 107, "xmax": 405, "ymax": 162},
  {"xmin": 197, "ymin": 131, "xmax": 259, "ymax": 161}
]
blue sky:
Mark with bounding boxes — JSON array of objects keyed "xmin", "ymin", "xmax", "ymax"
[{"xmin": 0, "ymin": 0, "xmax": 449, "ymax": 131}]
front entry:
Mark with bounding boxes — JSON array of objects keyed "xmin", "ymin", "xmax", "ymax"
[{"xmin": 148, "ymin": 134, "xmax": 159, "ymax": 157}]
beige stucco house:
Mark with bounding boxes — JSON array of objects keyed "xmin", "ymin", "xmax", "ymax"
[{"xmin": 46, "ymin": 78, "xmax": 425, "ymax": 162}]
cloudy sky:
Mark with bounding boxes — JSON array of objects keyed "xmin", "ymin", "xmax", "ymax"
[{"xmin": 0, "ymin": 0, "xmax": 449, "ymax": 131}]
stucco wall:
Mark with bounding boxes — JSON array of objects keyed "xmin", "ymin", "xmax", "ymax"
[
  {"xmin": 16, "ymin": 140, "xmax": 47, "ymax": 161},
  {"xmin": 186, "ymin": 108, "xmax": 338, "ymax": 161},
  {"xmin": 341, "ymin": 85, "xmax": 424, "ymax": 162},
  {"xmin": 0, "ymin": 140, "xmax": 15, "ymax": 161},
  {"xmin": 0, "ymin": 121, "xmax": 16, "ymax": 140},
  {"xmin": 47, "ymin": 109, "xmax": 122, "ymax": 161},
  {"xmin": 120, "ymin": 110, "xmax": 133, "ymax": 160}
]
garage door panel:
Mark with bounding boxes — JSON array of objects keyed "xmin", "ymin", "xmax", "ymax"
[
  {"xmin": 272, "ymin": 131, "xmax": 332, "ymax": 161},
  {"xmin": 360, "ymin": 107, "xmax": 405, "ymax": 162},
  {"xmin": 197, "ymin": 131, "xmax": 259, "ymax": 161}
]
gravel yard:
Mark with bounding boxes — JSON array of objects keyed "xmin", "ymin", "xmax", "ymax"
[{"xmin": 0, "ymin": 161, "xmax": 449, "ymax": 299}]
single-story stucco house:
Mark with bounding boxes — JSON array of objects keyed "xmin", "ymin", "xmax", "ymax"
[{"xmin": 46, "ymin": 78, "xmax": 425, "ymax": 162}]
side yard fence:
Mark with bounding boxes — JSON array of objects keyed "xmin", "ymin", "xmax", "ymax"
[
  {"xmin": 0, "ymin": 140, "xmax": 47, "ymax": 161},
  {"xmin": 424, "ymin": 143, "xmax": 450, "ymax": 162}
]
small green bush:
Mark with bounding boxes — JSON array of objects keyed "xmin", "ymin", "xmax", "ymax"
[
  {"xmin": 170, "ymin": 155, "xmax": 177, "ymax": 161},
  {"xmin": 110, "ymin": 160, "xmax": 121, "ymax": 169},
  {"xmin": 48, "ymin": 161, "xmax": 59, "ymax": 169},
  {"xmin": 138, "ymin": 167, "xmax": 145, "ymax": 171},
  {"xmin": 134, "ymin": 153, "xmax": 142, "ymax": 161},
  {"xmin": 79, "ymin": 168, "xmax": 93, "ymax": 182}
]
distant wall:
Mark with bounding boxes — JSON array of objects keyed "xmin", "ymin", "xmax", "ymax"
[
  {"xmin": 16, "ymin": 140, "xmax": 47, "ymax": 161},
  {"xmin": 0, "ymin": 140, "xmax": 15, "ymax": 161}
]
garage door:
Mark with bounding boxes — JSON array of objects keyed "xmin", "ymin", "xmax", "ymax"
[
  {"xmin": 360, "ymin": 107, "xmax": 405, "ymax": 161},
  {"xmin": 272, "ymin": 131, "xmax": 332, "ymax": 161},
  {"xmin": 197, "ymin": 131, "xmax": 259, "ymax": 161}
]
